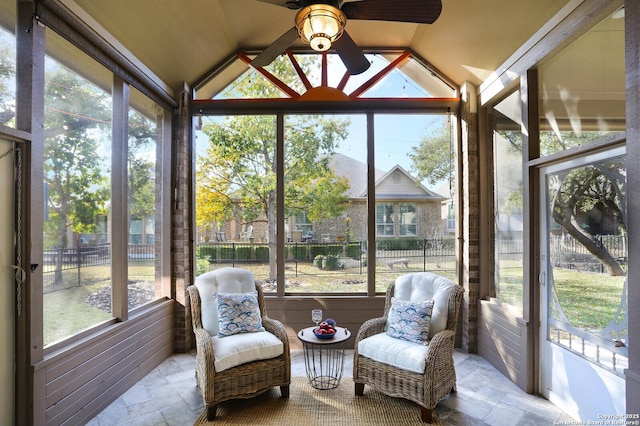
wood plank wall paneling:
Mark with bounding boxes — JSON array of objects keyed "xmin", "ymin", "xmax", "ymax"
[
  {"xmin": 264, "ymin": 295, "xmax": 465, "ymax": 350},
  {"xmin": 36, "ymin": 300, "xmax": 174, "ymax": 426},
  {"xmin": 477, "ymin": 300, "xmax": 527, "ymax": 390},
  {"xmin": 264, "ymin": 296, "xmax": 387, "ymax": 350}
]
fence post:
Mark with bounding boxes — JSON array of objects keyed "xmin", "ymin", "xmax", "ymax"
[
  {"xmin": 423, "ymin": 238, "xmax": 427, "ymax": 272},
  {"xmin": 77, "ymin": 246, "xmax": 82, "ymax": 287},
  {"xmin": 232, "ymin": 242, "xmax": 236, "ymax": 267}
]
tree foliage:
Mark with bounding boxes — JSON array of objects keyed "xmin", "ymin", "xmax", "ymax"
[
  {"xmin": 409, "ymin": 124, "xmax": 627, "ymax": 276},
  {"xmin": 550, "ymin": 158, "xmax": 626, "ymax": 276},
  {"xmin": 196, "ymin": 55, "xmax": 350, "ymax": 278},
  {"xmin": 43, "ymin": 66, "xmax": 110, "ymax": 250},
  {"xmin": 128, "ymin": 111, "xmax": 157, "ymax": 222},
  {"xmin": 408, "ymin": 126, "xmax": 453, "ymax": 187}
]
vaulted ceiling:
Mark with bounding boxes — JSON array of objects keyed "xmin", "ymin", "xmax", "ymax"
[{"xmin": 66, "ymin": 0, "xmax": 571, "ymax": 93}]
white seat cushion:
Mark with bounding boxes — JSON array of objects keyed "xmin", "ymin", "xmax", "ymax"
[
  {"xmin": 358, "ymin": 333, "xmax": 429, "ymax": 374},
  {"xmin": 213, "ymin": 330, "xmax": 284, "ymax": 372}
]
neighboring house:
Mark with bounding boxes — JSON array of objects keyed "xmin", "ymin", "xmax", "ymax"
[
  {"xmin": 300, "ymin": 153, "xmax": 447, "ymax": 242},
  {"xmin": 212, "ymin": 152, "xmax": 447, "ymax": 243}
]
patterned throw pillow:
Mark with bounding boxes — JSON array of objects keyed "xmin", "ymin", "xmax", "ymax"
[
  {"xmin": 216, "ymin": 292, "xmax": 265, "ymax": 337},
  {"xmin": 386, "ymin": 297, "xmax": 434, "ymax": 345}
]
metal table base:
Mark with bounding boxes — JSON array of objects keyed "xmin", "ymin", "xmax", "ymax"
[{"xmin": 297, "ymin": 327, "xmax": 351, "ymax": 390}]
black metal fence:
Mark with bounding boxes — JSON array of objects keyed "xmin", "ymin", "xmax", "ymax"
[
  {"xmin": 43, "ymin": 244, "xmax": 154, "ymax": 293},
  {"xmin": 43, "ymin": 234, "xmax": 627, "ymax": 293},
  {"xmin": 549, "ymin": 234, "xmax": 627, "ymax": 273},
  {"xmin": 197, "ymin": 238, "xmax": 458, "ymax": 275}
]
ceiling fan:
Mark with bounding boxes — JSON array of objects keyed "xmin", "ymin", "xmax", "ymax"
[{"xmin": 251, "ymin": 0, "xmax": 443, "ymax": 75}]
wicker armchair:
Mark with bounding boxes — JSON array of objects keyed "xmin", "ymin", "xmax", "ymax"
[
  {"xmin": 187, "ymin": 267, "xmax": 291, "ymax": 420},
  {"xmin": 353, "ymin": 272, "xmax": 464, "ymax": 423}
]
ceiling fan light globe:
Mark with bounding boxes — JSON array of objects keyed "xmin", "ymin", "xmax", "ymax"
[
  {"xmin": 309, "ymin": 35, "xmax": 331, "ymax": 52},
  {"xmin": 295, "ymin": 4, "xmax": 345, "ymax": 51}
]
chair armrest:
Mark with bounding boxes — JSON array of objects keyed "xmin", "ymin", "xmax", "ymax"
[
  {"xmin": 354, "ymin": 317, "xmax": 387, "ymax": 343},
  {"xmin": 425, "ymin": 329, "xmax": 455, "ymax": 364},
  {"xmin": 262, "ymin": 316, "xmax": 288, "ymax": 344},
  {"xmin": 262, "ymin": 316, "xmax": 291, "ymax": 382},
  {"xmin": 192, "ymin": 324, "xmax": 218, "ymax": 393}
]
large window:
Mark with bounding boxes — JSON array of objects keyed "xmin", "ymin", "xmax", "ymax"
[
  {"xmin": 127, "ymin": 86, "xmax": 164, "ymax": 310},
  {"xmin": 42, "ymin": 31, "xmax": 168, "ymax": 346},
  {"xmin": 193, "ymin": 51, "xmax": 459, "ymax": 295},
  {"xmin": 491, "ymin": 90, "xmax": 524, "ymax": 308},
  {"xmin": 539, "ymin": 13, "xmax": 624, "ymax": 155},
  {"xmin": 374, "ymin": 114, "xmax": 455, "ymax": 292},
  {"xmin": 43, "ymin": 32, "xmax": 113, "ymax": 344},
  {"xmin": 375, "ymin": 203, "xmax": 418, "ymax": 237}
]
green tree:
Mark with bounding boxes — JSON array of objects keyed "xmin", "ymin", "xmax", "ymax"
[
  {"xmin": 128, "ymin": 110, "xmax": 157, "ymax": 242},
  {"xmin": 410, "ymin": 126, "xmax": 626, "ymax": 276},
  {"xmin": 550, "ymin": 158, "xmax": 626, "ymax": 276},
  {"xmin": 44, "ymin": 66, "xmax": 110, "ymax": 284},
  {"xmin": 408, "ymin": 126, "xmax": 453, "ymax": 187},
  {"xmin": 196, "ymin": 56, "xmax": 350, "ymax": 279}
]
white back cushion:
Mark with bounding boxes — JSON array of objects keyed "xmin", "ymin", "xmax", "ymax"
[
  {"xmin": 195, "ymin": 267, "xmax": 256, "ymax": 336},
  {"xmin": 390, "ymin": 272, "xmax": 456, "ymax": 340}
]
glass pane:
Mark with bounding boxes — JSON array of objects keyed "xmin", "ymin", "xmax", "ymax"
[
  {"xmin": 127, "ymin": 86, "xmax": 163, "ymax": 310},
  {"xmin": 0, "ymin": 19, "xmax": 16, "ymax": 128},
  {"xmin": 284, "ymin": 113, "xmax": 367, "ymax": 293},
  {"xmin": 539, "ymin": 14, "xmax": 625, "ymax": 156},
  {"xmin": 359, "ymin": 54, "xmax": 456, "ymax": 98},
  {"xmin": 194, "ymin": 115, "xmax": 277, "ymax": 287},
  {"xmin": 399, "ymin": 203, "xmax": 417, "ymax": 236},
  {"xmin": 376, "ymin": 203, "xmax": 394, "ymax": 237},
  {"xmin": 545, "ymin": 153, "xmax": 628, "ymax": 374},
  {"xmin": 493, "ymin": 90, "xmax": 524, "ymax": 308},
  {"xmin": 375, "ymin": 113, "xmax": 456, "ymax": 292},
  {"xmin": 43, "ymin": 32, "xmax": 113, "ymax": 345},
  {"xmin": 197, "ymin": 52, "xmax": 456, "ymax": 101}
]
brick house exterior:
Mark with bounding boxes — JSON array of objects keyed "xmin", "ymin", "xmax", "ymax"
[{"xmin": 210, "ymin": 153, "xmax": 447, "ymax": 243}]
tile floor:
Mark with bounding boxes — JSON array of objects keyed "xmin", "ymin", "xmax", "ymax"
[{"xmin": 87, "ymin": 349, "xmax": 576, "ymax": 426}]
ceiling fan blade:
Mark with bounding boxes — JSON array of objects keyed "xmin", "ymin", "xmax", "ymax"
[
  {"xmin": 251, "ymin": 0, "xmax": 301, "ymax": 9},
  {"xmin": 342, "ymin": 0, "xmax": 442, "ymax": 24},
  {"xmin": 333, "ymin": 30, "xmax": 370, "ymax": 75},
  {"xmin": 251, "ymin": 27, "xmax": 299, "ymax": 68}
]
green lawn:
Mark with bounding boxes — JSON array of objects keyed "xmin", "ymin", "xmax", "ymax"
[
  {"xmin": 496, "ymin": 260, "xmax": 626, "ymax": 331},
  {"xmin": 43, "ymin": 258, "xmax": 624, "ymax": 346},
  {"xmin": 553, "ymin": 268, "xmax": 625, "ymax": 330},
  {"xmin": 43, "ymin": 261, "xmax": 155, "ymax": 345}
]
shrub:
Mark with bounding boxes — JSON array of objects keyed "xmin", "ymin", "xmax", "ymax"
[
  {"xmin": 198, "ymin": 245, "xmax": 216, "ymax": 259},
  {"xmin": 236, "ymin": 246, "xmax": 252, "ymax": 260},
  {"xmin": 291, "ymin": 244, "xmax": 307, "ymax": 260},
  {"xmin": 346, "ymin": 242, "xmax": 362, "ymax": 258},
  {"xmin": 219, "ymin": 246, "xmax": 234, "ymax": 261},
  {"xmin": 255, "ymin": 246, "xmax": 269, "ymax": 260},
  {"xmin": 323, "ymin": 255, "xmax": 339, "ymax": 270},
  {"xmin": 196, "ymin": 257, "xmax": 211, "ymax": 276}
]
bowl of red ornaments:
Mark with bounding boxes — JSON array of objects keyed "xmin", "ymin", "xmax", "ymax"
[{"xmin": 313, "ymin": 319, "xmax": 337, "ymax": 339}]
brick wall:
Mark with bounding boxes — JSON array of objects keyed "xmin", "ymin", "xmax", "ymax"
[
  {"xmin": 461, "ymin": 83, "xmax": 479, "ymax": 353},
  {"xmin": 172, "ymin": 86, "xmax": 193, "ymax": 352}
]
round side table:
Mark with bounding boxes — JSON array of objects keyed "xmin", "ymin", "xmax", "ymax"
[{"xmin": 297, "ymin": 326, "xmax": 351, "ymax": 390}]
